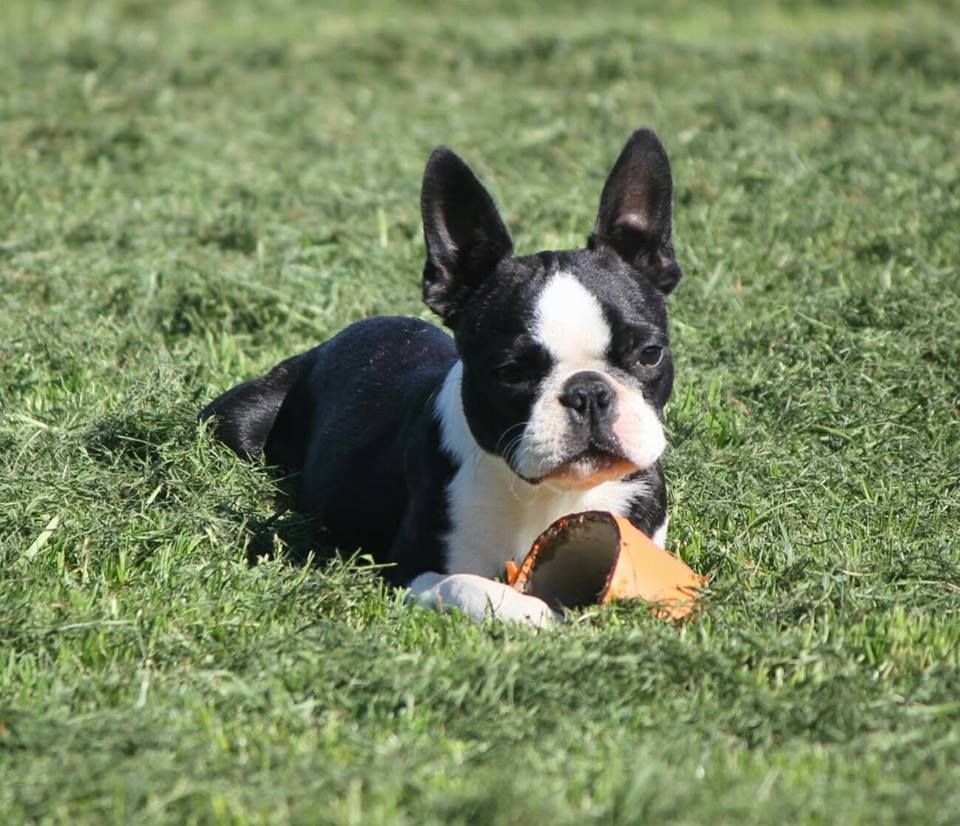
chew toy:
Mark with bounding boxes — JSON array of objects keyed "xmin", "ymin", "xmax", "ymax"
[{"xmin": 505, "ymin": 511, "xmax": 706, "ymax": 620}]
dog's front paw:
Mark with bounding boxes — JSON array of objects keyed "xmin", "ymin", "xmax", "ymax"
[{"xmin": 407, "ymin": 572, "xmax": 559, "ymax": 628}]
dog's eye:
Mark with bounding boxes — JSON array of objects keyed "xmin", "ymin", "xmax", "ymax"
[
  {"xmin": 634, "ymin": 345, "xmax": 663, "ymax": 368},
  {"xmin": 493, "ymin": 360, "xmax": 535, "ymax": 384},
  {"xmin": 492, "ymin": 348, "xmax": 548, "ymax": 385}
]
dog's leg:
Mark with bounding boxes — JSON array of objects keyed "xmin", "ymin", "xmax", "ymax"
[
  {"xmin": 407, "ymin": 572, "xmax": 559, "ymax": 627},
  {"xmin": 199, "ymin": 349, "xmax": 315, "ymax": 461}
]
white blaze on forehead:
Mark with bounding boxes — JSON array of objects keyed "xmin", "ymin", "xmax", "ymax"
[{"xmin": 534, "ymin": 272, "xmax": 611, "ymax": 363}]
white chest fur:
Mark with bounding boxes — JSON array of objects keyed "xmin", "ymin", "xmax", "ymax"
[{"xmin": 434, "ymin": 362, "xmax": 651, "ymax": 577}]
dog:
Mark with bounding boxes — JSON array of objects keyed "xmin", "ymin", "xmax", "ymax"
[{"xmin": 200, "ymin": 128, "xmax": 683, "ymax": 626}]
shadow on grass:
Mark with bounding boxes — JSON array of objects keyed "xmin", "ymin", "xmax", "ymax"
[
  {"xmin": 82, "ymin": 405, "xmax": 347, "ymax": 570},
  {"xmin": 241, "ymin": 480, "xmax": 341, "ymax": 569}
]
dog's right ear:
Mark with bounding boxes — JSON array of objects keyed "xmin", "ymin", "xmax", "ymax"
[{"xmin": 421, "ymin": 147, "xmax": 513, "ymax": 327}]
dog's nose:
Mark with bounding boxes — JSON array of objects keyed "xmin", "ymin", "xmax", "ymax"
[{"xmin": 559, "ymin": 371, "xmax": 615, "ymax": 421}]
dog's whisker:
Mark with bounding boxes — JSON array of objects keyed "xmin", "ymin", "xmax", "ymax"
[{"xmin": 495, "ymin": 421, "xmax": 528, "ymax": 458}]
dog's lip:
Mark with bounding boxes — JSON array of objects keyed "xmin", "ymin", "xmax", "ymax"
[
  {"xmin": 515, "ymin": 446, "xmax": 638, "ymax": 486},
  {"xmin": 567, "ymin": 447, "xmax": 638, "ymax": 475},
  {"xmin": 572, "ymin": 444, "xmax": 622, "ymax": 466}
]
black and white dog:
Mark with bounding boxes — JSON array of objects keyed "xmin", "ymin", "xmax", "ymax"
[{"xmin": 200, "ymin": 128, "xmax": 683, "ymax": 626}]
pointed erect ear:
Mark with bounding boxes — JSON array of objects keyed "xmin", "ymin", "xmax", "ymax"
[
  {"xmin": 589, "ymin": 128, "xmax": 683, "ymax": 295},
  {"xmin": 421, "ymin": 147, "xmax": 513, "ymax": 326}
]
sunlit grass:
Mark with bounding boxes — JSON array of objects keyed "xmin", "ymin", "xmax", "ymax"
[{"xmin": 1, "ymin": 1, "xmax": 958, "ymax": 823}]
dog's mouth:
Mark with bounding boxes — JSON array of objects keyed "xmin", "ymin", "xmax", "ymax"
[{"xmin": 516, "ymin": 444, "xmax": 639, "ymax": 489}]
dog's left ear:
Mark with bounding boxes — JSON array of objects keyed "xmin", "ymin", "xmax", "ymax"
[
  {"xmin": 589, "ymin": 128, "xmax": 682, "ymax": 295},
  {"xmin": 421, "ymin": 147, "xmax": 514, "ymax": 328}
]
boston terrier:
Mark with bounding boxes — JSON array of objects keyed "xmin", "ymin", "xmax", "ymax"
[{"xmin": 200, "ymin": 128, "xmax": 683, "ymax": 626}]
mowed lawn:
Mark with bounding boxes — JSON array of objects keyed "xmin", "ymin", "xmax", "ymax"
[{"xmin": 1, "ymin": 0, "xmax": 959, "ymax": 823}]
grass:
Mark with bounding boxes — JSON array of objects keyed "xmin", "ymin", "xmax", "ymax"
[{"xmin": 1, "ymin": 0, "xmax": 959, "ymax": 822}]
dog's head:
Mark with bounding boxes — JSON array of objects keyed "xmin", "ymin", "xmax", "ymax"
[{"xmin": 422, "ymin": 129, "xmax": 682, "ymax": 489}]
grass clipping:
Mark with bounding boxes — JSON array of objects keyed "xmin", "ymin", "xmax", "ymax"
[{"xmin": 505, "ymin": 511, "xmax": 707, "ymax": 620}]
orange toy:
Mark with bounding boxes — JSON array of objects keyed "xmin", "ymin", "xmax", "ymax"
[{"xmin": 505, "ymin": 511, "xmax": 706, "ymax": 620}]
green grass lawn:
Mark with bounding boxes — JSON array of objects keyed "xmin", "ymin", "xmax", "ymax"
[{"xmin": 2, "ymin": 0, "xmax": 959, "ymax": 822}]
